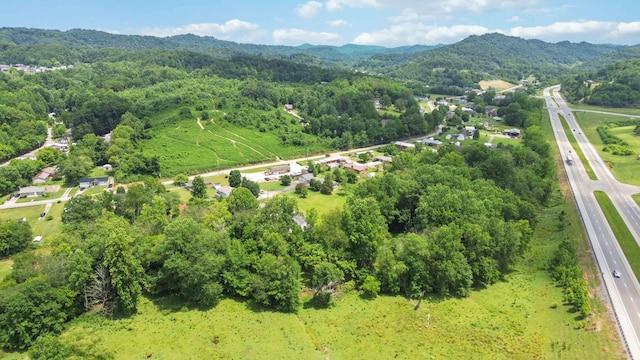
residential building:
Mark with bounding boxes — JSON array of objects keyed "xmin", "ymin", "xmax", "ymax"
[
  {"xmin": 18, "ymin": 186, "xmax": 46, "ymax": 198},
  {"xmin": 79, "ymin": 177, "xmax": 109, "ymax": 189},
  {"xmin": 216, "ymin": 186, "xmax": 234, "ymax": 199}
]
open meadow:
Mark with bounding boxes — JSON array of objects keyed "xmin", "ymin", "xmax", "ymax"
[
  {"xmin": 573, "ymin": 111, "xmax": 640, "ymax": 185},
  {"xmin": 142, "ymin": 108, "xmax": 327, "ymax": 176},
  {"xmin": 479, "ymin": 80, "xmax": 517, "ymax": 91}
]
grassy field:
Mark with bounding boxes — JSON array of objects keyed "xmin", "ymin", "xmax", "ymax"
[
  {"xmin": 569, "ymin": 103, "xmax": 640, "ymax": 117},
  {"xmin": 296, "ymin": 189, "xmax": 349, "ymax": 217},
  {"xmin": 634, "ymin": 194, "xmax": 640, "ymax": 207},
  {"xmin": 142, "ymin": 109, "xmax": 327, "ymax": 176},
  {"xmin": 479, "ymin": 79, "xmax": 517, "ymax": 91},
  {"xmin": 573, "ymin": 111, "xmax": 640, "ymax": 185},
  {"xmin": 594, "ymin": 191, "xmax": 640, "ymax": 281},
  {"xmin": 559, "ymin": 114, "xmax": 598, "ymax": 180},
  {"xmin": 0, "ymin": 202, "xmax": 65, "ymax": 242}
]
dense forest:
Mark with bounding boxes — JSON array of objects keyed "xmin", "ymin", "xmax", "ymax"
[
  {"xmin": 561, "ymin": 59, "xmax": 640, "ymax": 107},
  {"xmin": 0, "ymin": 91, "xmax": 555, "ymax": 355}
]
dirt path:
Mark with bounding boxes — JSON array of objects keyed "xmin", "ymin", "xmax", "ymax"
[
  {"xmin": 196, "ymin": 118, "xmax": 204, "ymax": 130},
  {"xmin": 206, "ymin": 130, "xmax": 271, "ymax": 158}
]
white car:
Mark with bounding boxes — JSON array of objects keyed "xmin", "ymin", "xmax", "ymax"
[{"xmin": 613, "ymin": 270, "xmax": 621, "ymax": 278}]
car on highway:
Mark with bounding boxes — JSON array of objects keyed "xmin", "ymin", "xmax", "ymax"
[{"xmin": 613, "ymin": 270, "xmax": 621, "ymax": 278}]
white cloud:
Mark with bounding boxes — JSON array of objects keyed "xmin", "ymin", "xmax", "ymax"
[
  {"xmin": 273, "ymin": 28, "xmax": 341, "ymax": 45},
  {"xmin": 140, "ymin": 19, "xmax": 260, "ymax": 39},
  {"xmin": 327, "ymin": 19, "xmax": 351, "ymax": 27},
  {"xmin": 507, "ymin": 16, "xmax": 523, "ymax": 23},
  {"xmin": 296, "ymin": 1, "xmax": 324, "ymax": 18},
  {"xmin": 325, "ymin": 0, "xmax": 381, "ymax": 11},
  {"xmin": 507, "ymin": 21, "xmax": 640, "ymax": 40},
  {"xmin": 353, "ymin": 23, "xmax": 491, "ymax": 46}
]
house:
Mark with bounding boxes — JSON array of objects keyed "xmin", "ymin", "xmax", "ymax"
[
  {"xmin": 79, "ymin": 177, "xmax": 109, "ymax": 189},
  {"xmin": 216, "ymin": 185, "xmax": 234, "ymax": 199},
  {"xmin": 32, "ymin": 166, "xmax": 57, "ymax": 184},
  {"xmin": 293, "ymin": 215, "xmax": 308, "ymax": 231},
  {"xmin": 103, "ymin": 164, "xmax": 113, "ymax": 171},
  {"xmin": 284, "ymin": 104, "xmax": 294, "ymax": 111},
  {"xmin": 342, "ymin": 163, "xmax": 368, "ymax": 174},
  {"xmin": 49, "ymin": 143, "xmax": 68, "ymax": 152},
  {"xmin": 316, "ymin": 155, "xmax": 349, "ymax": 166},
  {"xmin": 18, "ymin": 186, "xmax": 46, "ymax": 198},
  {"xmin": 299, "ymin": 173, "xmax": 316, "ymax": 183},
  {"xmin": 33, "ymin": 235, "xmax": 43, "ymax": 244},
  {"xmin": 213, "ymin": 182, "xmax": 222, "ymax": 189},
  {"xmin": 422, "ymin": 138, "xmax": 443, "ymax": 147},
  {"xmin": 373, "ymin": 156, "xmax": 393, "ymax": 163},
  {"xmin": 492, "ymin": 116, "xmax": 502, "ymax": 122},
  {"xmin": 267, "ymin": 165, "xmax": 290, "ymax": 175},
  {"xmin": 503, "ymin": 128, "xmax": 521, "ymax": 137},
  {"xmin": 184, "ymin": 179, "xmax": 212, "ymax": 190},
  {"xmin": 394, "ymin": 141, "xmax": 416, "ymax": 151}
]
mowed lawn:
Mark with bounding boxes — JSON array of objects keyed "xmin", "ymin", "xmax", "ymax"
[{"xmin": 574, "ymin": 110, "xmax": 640, "ymax": 185}]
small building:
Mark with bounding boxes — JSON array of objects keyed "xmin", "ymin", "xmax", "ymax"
[
  {"xmin": 299, "ymin": 173, "xmax": 316, "ymax": 183},
  {"xmin": 342, "ymin": 163, "xmax": 368, "ymax": 174},
  {"xmin": 18, "ymin": 186, "xmax": 46, "ymax": 198},
  {"xmin": 422, "ymin": 138, "xmax": 443, "ymax": 147},
  {"xmin": 394, "ymin": 141, "xmax": 416, "ymax": 151},
  {"xmin": 213, "ymin": 182, "xmax": 222, "ymax": 189},
  {"xmin": 33, "ymin": 235, "xmax": 43, "ymax": 244},
  {"xmin": 267, "ymin": 165, "xmax": 291, "ymax": 175},
  {"xmin": 373, "ymin": 156, "xmax": 393, "ymax": 163},
  {"xmin": 316, "ymin": 155, "xmax": 349, "ymax": 165},
  {"xmin": 216, "ymin": 185, "xmax": 234, "ymax": 199},
  {"xmin": 293, "ymin": 215, "xmax": 308, "ymax": 231},
  {"xmin": 32, "ymin": 166, "xmax": 57, "ymax": 184},
  {"xmin": 79, "ymin": 177, "xmax": 109, "ymax": 189},
  {"xmin": 284, "ymin": 104, "xmax": 294, "ymax": 111},
  {"xmin": 368, "ymin": 172, "xmax": 376, "ymax": 178},
  {"xmin": 503, "ymin": 128, "xmax": 521, "ymax": 137},
  {"xmin": 103, "ymin": 164, "xmax": 113, "ymax": 171}
]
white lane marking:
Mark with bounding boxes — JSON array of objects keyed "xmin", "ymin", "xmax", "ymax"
[
  {"xmin": 632, "ymin": 297, "xmax": 635, "ymax": 303},
  {"xmin": 624, "ymin": 283, "xmax": 628, "ymax": 288}
]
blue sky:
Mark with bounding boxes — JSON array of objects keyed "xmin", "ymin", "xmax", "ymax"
[{"xmin": 2, "ymin": 0, "xmax": 639, "ymax": 47}]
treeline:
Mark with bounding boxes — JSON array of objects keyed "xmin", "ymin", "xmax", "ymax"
[{"xmin": 561, "ymin": 59, "xmax": 640, "ymax": 108}]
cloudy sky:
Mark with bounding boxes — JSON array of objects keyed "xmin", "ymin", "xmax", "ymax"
[{"xmin": 2, "ymin": 0, "xmax": 639, "ymax": 47}]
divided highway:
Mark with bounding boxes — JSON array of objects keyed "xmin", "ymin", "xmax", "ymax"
[{"xmin": 545, "ymin": 86, "xmax": 640, "ymax": 359}]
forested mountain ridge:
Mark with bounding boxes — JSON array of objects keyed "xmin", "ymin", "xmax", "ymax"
[
  {"xmin": 561, "ymin": 59, "xmax": 640, "ymax": 107},
  {"xmin": 354, "ymin": 33, "xmax": 632, "ymax": 85},
  {"xmin": 0, "ymin": 27, "xmax": 434, "ymax": 65}
]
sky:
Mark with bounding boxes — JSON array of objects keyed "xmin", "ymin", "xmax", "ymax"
[{"xmin": 2, "ymin": 0, "xmax": 639, "ymax": 47}]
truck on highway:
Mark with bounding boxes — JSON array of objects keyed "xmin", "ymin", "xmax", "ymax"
[{"xmin": 566, "ymin": 155, "xmax": 573, "ymax": 166}]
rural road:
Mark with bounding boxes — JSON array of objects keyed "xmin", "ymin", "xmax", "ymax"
[{"xmin": 545, "ymin": 85, "xmax": 640, "ymax": 359}]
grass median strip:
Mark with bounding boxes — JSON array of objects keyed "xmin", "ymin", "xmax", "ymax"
[
  {"xmin": 594, "ymin": 191, "xmax": 640, "ymax": 281},
  {"xmin": 559, "ymin": 114, "xmax": 598, "ymax": 180}
]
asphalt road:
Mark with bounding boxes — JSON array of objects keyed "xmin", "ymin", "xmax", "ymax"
[{"xmin": 545, "ymin": 86, "xmax": 640, "ymax": 358}]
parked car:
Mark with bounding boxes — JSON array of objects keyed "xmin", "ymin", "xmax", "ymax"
[
  {"xmin": 613, "ymin": 270, "xmax": 621, "ymax": 278},
  {"xmin": 40, "ymin": 212, "xmax": 46, "ymax": 218}
]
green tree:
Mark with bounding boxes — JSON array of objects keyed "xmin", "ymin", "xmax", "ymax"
[
  {"xmin": 0, "ymin": 219, "xmax": 32, "ymax": 257},
  {"xmin": 61, "ymin": 195, "xmax": 101, "ymax": 225},
  {"xmin": 360, "ymin": 275, "xmax": 381, "ymax": 298},
  {"xmin": 226, "ymin": 187, "xmax": 259, "ymax": 214},
  {"xmin": 280, "ymin": 174, "xmax": 292, "ymax": 186},
  {"xmin": 321, "ymin": 172, "xmax": 334, "ymax": 195},
  {"xmin": 173, "ymin": 173, "xmax": 188, "ymax": 186},
  {"xmin": 36, "ymin": 147, "xmax": 63, "ymax": 166},
  {"xmin": 251, "ymin": 253, "xmax": 301, "ymax": 312},
  {"xmin": 295, "ymin": 183, "xmax": 308, "ymax": 198},
  {"xmin": 0, "ymin": 279, "xmax": 74, "ymax": 350},
  {"xmin": 311, "ymin": 262, "xmax": 344, "ymax": 296},
  {"xmin": 342, "ymin": 197, "xmax": 388, "ymax": 271},
  {"xmin": 61, "ymin": 154, "xmax": 93, "ymax": 186},
  {"xmin": 191, "ymin": 175, "xmax": 207, "ymax": 199},
  {"xmin": 229, "ymin": 170, "xmax": 242, "ymax": 187}
]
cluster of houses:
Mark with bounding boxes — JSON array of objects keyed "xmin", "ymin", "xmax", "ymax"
[{"xmin": 0, "ymin": 63, "xmax": 74, "ymax": 74}]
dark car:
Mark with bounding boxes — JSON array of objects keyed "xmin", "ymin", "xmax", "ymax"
[
  {"xmin": 613, "ymin": 270, "xmax": 621, "ymax": 278},
  {"xmin": 40, "ymin": 212, "xmax": 46, "ymax": 218}
]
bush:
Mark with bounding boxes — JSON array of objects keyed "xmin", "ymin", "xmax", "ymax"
[{"xmin": 360, "ymin": 275, "xmax": 381, "ymax": 298}]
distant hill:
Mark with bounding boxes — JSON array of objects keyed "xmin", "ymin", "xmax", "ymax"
[
  {"xmin": 354, "ymin": 33, "xmax": 632, "ymax": 84},
  {"xmin": 0, "ymin": 27, "xmax": 435, "ymax": 66},
  {"xmin": 562, "ymin": 59, "xmax": 640, "ymax": 108}
]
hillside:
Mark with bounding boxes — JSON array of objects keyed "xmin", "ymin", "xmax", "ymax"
[
  {"xmin": 562, "ymin": 59, "xmax": 640, "ymax": 107},
  {"xmin": 355, "ymin": 33, "xmax": 631, "ymax": 84}
]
